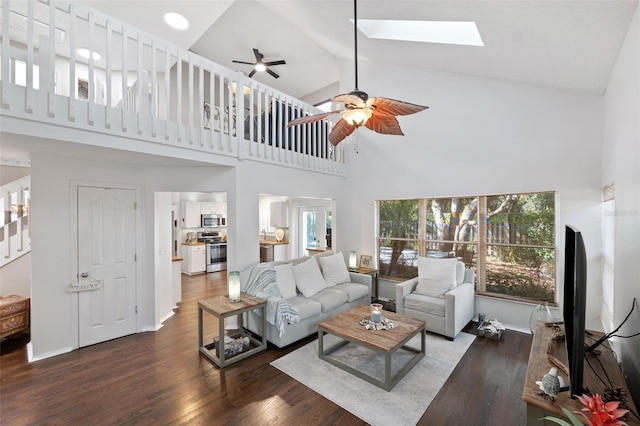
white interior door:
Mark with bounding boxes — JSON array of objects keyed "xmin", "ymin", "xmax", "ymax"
[{"xmin": 78, "ymin": 186, "xmax": 137, "ymax": 347}]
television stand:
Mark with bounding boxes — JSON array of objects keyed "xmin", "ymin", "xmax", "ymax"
[{"xmin": 522, "ymin": 322, "xmax": 639, "ymax": 425}]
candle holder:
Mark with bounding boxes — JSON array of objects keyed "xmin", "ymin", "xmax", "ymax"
[
  {"xmin": 227, "ymin": 271, "xmax": 241, "ymax": 302},
  {"xmin": 370, "ymin": 303, "xmax": 383, "ymax": 323}
]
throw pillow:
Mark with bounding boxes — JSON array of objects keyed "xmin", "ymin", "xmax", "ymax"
[
  {"xmin": 292, "ymin": 257, "xmax": 328, "ymax": 297},
  {"xmin": 274, "ymin": 263, "xmax": 297, "ymax": 299},
  {"xmin": 318, "ymin": 252, "xmax": 351, "ymax": 287},
  {"xmin": 456, "ymin": 260, "xmax": 465, "ymax": 285},
  {"xmin": 414, "ymin": 257, "xmax": 459, "ymax": 298}
]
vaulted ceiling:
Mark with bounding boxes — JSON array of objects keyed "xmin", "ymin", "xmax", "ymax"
[{"xmin": 81, "ymin": 0, "xmax": 639, "ymax": 99}]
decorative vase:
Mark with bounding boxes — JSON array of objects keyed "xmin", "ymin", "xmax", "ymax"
[{"xmin": 529, "ymin": 301, "xmax": 560, "ymax": 334}]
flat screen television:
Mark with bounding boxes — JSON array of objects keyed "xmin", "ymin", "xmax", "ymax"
[{"xmin": 563, "ymin": 225, "xmax": 587, "ymax": 397}]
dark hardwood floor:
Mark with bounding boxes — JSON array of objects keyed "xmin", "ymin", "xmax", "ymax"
[{"xmin": 0, "ymin": 272, "xmax": 532, "ymax": 425}]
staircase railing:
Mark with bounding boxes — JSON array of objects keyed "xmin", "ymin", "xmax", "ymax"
[{"xmin": 0, "ymin": 0, "xmax": 346, "ymax": 175}]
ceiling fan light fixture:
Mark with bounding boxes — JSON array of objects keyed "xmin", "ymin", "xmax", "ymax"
[
  {"xmin": 343, "ymin": 108, "xmax": 372, "ymax": 127},
  {"xmin": 254, "ymin": 63, "xmax": 267, "ymax": 73}
]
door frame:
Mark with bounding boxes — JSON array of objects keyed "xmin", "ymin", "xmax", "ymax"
[{"xmin": 69, "ymin": 181, "xmax": 142, "ymax": 350}]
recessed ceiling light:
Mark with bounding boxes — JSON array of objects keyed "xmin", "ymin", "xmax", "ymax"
[
  {"xmin": 355, "ymin": 20, "xmax": 484, "ymax": 47},
  {"xmin": 77, "ymin": 48, "xmax": 101, "ymax": 60},
  {"xmin": 164, "ymin": 12, "xmax": 189, "ymax": 30}
]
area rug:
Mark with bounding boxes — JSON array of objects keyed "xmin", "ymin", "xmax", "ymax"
[{"xmin": 271, "ymin": 331, "xmax": 475, "ymax": 426}]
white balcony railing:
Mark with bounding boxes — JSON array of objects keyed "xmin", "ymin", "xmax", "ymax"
[{"xmin": 0, "ymin": 0, "xmax": 346, "ymax": 175}]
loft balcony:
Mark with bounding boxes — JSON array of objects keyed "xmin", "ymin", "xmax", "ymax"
[{"xmin": 0, "ymin": 0, "xmax": 346, "ymax": 175}]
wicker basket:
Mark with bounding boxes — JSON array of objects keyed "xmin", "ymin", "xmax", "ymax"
[{"xmin": 477, "ymin": 321, "xmax": 503, "ymax": 340}]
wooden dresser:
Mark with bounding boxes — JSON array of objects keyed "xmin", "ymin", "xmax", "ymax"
[{"xmin": 0, "ymin": 295, "xmax": 30, "ymax": 338}]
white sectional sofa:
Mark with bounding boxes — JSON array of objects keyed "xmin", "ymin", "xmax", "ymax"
[{"xmin": 243, "ymin": 251, "xmax": 372, "ymax": 348}]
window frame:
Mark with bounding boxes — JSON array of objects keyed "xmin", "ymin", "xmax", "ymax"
[{"xmin": 376, "ymin": 191, "xmax": 557, "ymax": 304}]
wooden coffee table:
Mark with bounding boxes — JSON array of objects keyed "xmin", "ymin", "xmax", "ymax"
[{"xmin": 317, "ymin": 305, "xmax": 426, "ymax": 391}]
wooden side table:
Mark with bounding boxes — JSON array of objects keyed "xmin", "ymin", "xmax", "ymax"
[
  {"xmin": 198, "ymin": 294, "xmax": 267, "ymax": 368},
  {"xmin": 352, "ymin": 267, "xmax": 379, "ymax": 300}
]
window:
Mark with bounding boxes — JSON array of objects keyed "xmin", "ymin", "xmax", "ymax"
[
  {"xmin": 377, "ymin": 192, "xmax": 556, "ymax": 303},
  {"xmin": 13, "ymin": 59, "xmax": 40, "ymax": 89},
  {"xmin": 601, "ymin": 183, "xmax": 615, "ymax": 333}
]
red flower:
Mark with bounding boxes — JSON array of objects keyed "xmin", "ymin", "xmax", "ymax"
[{"xmin": 574, "ymin": 394, "xmax": 629, "ymax": 426}]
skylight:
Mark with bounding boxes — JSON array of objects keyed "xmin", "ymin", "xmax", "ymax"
[{"xmin": 355, "ymin": 20, "xmax": 484, "ymax": 47}]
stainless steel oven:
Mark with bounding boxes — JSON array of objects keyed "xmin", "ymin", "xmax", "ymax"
[
  {"xmin": 197, "ymin": 232, "xmax": 227, "ymax": 272},
  {"xmin": 206, "ymin": 243, "xmax": 227, "ymax": 272}
]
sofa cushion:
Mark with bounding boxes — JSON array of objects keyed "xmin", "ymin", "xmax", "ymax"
[
  {"xmin": 404, "ymin": 293, "xmax": 446, "ymax": 317},
  {"xmin": 274, "ymin": 263, "xmax": 297, "ymax": 299},
  {"xmin": 287, "ymin": 296, "xmax": 323, "ymax": 320},
  {"xmin": 317, "ymin": 252, "xmax": 351, "ymax": 287},
  {"xmin": 307, "ymin": 288, "xmax": 349, "ymax": 312},
  {"xmin": 333, "ymin": 283, "xmax": 369, "ymax": 302},
  {"xmin": 414, "ymin": 257, "xmax": 458, "ymax": 298},
  {"xmin": 292, "ymin": 257, "xmax": 328, "ymax": 297}
]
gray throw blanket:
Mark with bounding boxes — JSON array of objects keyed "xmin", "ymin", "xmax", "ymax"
[{"xmin": 240, "ymin": 263, "xmax": 300, "ymax": 337}]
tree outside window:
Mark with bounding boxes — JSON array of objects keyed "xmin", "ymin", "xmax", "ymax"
[{"xmin": 376, "ymin": 192, "xmax": 556, "ymax": 303}]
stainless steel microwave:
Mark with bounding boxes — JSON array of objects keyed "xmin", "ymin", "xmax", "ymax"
[{"xmin": 201, "ymin": 214, "xmax": 226, "ymax": 227}]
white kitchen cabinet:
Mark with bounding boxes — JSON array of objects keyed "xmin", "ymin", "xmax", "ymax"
[
  {"xmin": 274, "ymin": 244, "xmax": 289, "ymax": 262},
  {"xmin": 180, "ymin": 201, "xmax": 201, "ymax": 228},
  {"xmin": 200, "ymin": 201, "xmax": 225, "ymax": 216},
  {"xmin": 181, "ymin": 244, "xmax": 206, "ymax": 275},
  {"xmin": 269, "ymin": 201, "xmax": 287, "ymax": 227}
]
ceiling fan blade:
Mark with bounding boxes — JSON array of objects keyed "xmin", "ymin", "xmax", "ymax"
[
  {"xmin": 232, "ymin": 60, "xmax": 255, "ymax": 65},
  {"xmin": 266, "ymin": 68, "xmax": 280, "ymax": 79},
  {"xmin": 265, "ymin": 60, "xmax": 286, "ymax": 66},
  {"xmin": 253, "ymin": 48, "xmax": 262, "ymax": 62},
  {"xmin": 287, "ymin": 110, "xmax": 343, "ymax": 127},
  {"xmin": 368, "ymin": 97, "xmax": 428, "ymax": 116},
  {"xmin": 332, "ymin": 92, "xmax": 367, "ymax": 108},
  {"xmin": 365, "ymin": 113, "xmax": 404, "ymax": 136},
  {"xmin": 248, "ymin": 69, "xmax": 257, "ymax": 78},
  {"xmin": 329, "ymin": 118, "xmax": 356, "ymax": 146}
]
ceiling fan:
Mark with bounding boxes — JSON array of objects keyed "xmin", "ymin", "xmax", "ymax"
[
  {"xmin": 287, "ymin": 0, "xmax": 428, "ymax": 146},
  {"xmin": 232, "ymin": 48, "xmax": 286, "ymax": 79}
]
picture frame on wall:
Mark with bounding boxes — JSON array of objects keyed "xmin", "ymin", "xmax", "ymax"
[
  {"xmin": 77, "ymin": 78, "xmax": 89, "ymax": 101},
  {"xmin": 203, "ymin": 102, "xmax": 211, "ymax": 129},
  {"xmin": 360, "ymin": 255, "xmax": 372, "ymax": 268},
  {"xmin": 213, "ymin": 105, "xmax": 221, "ymax": 132}
]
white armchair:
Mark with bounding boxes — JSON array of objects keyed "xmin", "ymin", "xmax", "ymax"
[{"xmin": 395, "ymin": 258, "xmax": 475, "ymax": 340}]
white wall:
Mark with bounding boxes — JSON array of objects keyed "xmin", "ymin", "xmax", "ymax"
[
  {"xmin": 337, "ymin": 61, "xmax": 604, "ymax": 332},
  {"xmin": 602, "ymin": 6, "xmax": 640, "ymax": 402},
  {"xmin": 154, "ymin": 192, "xmax": 174, "ymax": 326},
  {"xmin": 0, "ymin": 252, "xmax": 30, "ymax": 296}
]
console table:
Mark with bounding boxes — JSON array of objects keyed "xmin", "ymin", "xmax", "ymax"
[{"xmin": 523, "ymin": 322, "xmax": 639, "ymax": 425}]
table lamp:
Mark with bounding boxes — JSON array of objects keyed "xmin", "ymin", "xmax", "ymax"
[
  {"xmin": 349, "ymin": 251, "xmax": 357, "ymax": 271},
  {"xmin": 228, "ymin": 271, "xmax": 241, "ymax": 302}
]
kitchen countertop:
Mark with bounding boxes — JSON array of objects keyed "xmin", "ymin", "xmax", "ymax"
[
  {"xmin": 172, "ymin": 256, "xmax": 183, "ymax": 262},
  {"xmin": 259, "ymin": 240, "xmax": 289, "ymax": 245},
  {"xmin": 182, "ymin": 242, "xmax": 206, "ymax": 246}
]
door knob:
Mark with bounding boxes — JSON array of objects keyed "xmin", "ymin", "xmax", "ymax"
[{"xmin": 80, "ymin": 272, "xmax": 89, "ymax": 278}]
